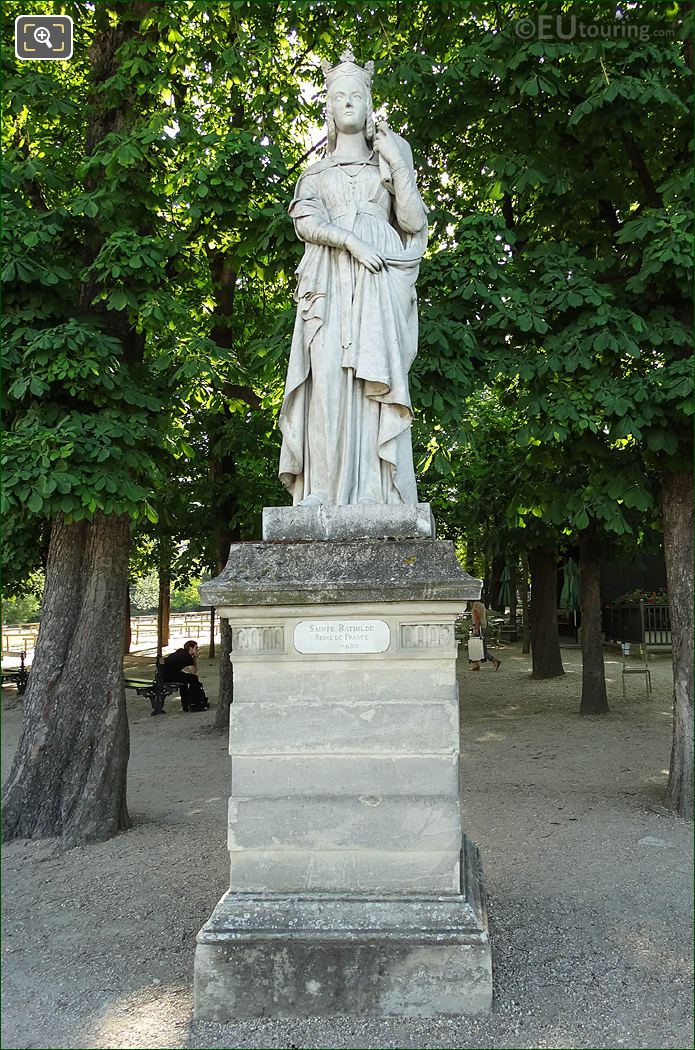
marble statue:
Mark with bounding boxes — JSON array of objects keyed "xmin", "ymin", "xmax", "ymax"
[{"xmin": 278, "ymin": 48, "xmax": 428, "ymax": 507}]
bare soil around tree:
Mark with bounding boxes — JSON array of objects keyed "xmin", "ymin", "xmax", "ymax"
[{"xmin": 1, "ymin": 641, "xmax": 692, "ymax": 1050}]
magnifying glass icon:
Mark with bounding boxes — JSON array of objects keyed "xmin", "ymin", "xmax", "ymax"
[{"xmin": 33, "ymin": 26, "xmax": 53, "ymax": 48}]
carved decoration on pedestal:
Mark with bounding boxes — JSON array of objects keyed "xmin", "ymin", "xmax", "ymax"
[
  {"xmin": 234, "ymin": 625, "xmax": 285, "ymax": 653},
  {"xmin": 399, "ymin": 623, "xmax": 455, "ymax": 650}
]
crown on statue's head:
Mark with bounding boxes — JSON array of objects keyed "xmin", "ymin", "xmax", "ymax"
[{"xmin": 322, "ymin": 47, "xmax": 374, "ymax": 91}]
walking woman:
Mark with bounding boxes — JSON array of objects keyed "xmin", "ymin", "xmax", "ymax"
[{"xmin": 469, "ymin": 600, "xmax": 502, "ymax": 672}]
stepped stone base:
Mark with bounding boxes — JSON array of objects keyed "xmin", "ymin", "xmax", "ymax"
[
  {"xmin": 194, "ymin": 836, "xmax": 492, "ymax": 1020},
  {"xmin": 195, "ymin": 527, "xmax": 491, "ymax": 1020}
]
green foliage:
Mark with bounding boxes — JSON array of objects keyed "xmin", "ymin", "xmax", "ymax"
[
  {"xmin": 2, "ymin": 571, "xmax": 44, "ymax": 623},
  {"xmin": 2, "ymin": 0, "xmax": 690, "ymax": 592},
  {"xmin": 130, "ymin": 573, "xmax": 159, "ymax": 613},
  {"xmin": 394, "ymin": 0, "xmax": 692, "ymax": 556},
  {"xmin": 610, "ymin": 588, "xmax": 668, "ymax": 606},
  {"xmin": 1, "ymin": 1, "xmax": 173, "ymax": 530},
  {"xmin": 170, "ymin": 578, "xmax": 205, "ymax": 613},
  {"xmin": 129, "ymin": 573, "xmax": 204, "ymax": 614}
]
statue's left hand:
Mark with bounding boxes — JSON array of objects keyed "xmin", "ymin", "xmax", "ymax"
[{"xmin": 374, "ymin": 121, "xmax": 404, "ymax": 167}]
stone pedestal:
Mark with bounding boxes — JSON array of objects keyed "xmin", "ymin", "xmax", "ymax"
[{"xmin": 194, "ymin": 509, "xmax": 491, "ymax": 1019}]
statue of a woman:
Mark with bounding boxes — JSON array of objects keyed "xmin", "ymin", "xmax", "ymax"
[{"xmin": 278, "ymin": 49, "xmax": 428, "ymax": 507}]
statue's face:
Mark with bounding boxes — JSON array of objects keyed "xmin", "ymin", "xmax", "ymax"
[{"xmin": 329, "ymin": 74, "xmax": 368, "ymax": 134}]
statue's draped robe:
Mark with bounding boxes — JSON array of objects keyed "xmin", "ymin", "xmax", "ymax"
[{"xmin": 278, "ymin": 152, "xmax": 427, "ymax": 505}]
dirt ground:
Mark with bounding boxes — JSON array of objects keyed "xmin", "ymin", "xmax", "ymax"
[{"xmin": 1, "ymin": 640, "xmax": 692, "ymax": 1050}]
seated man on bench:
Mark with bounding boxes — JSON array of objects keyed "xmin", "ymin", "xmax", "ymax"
[{"xmin": 161, "ymin": 640, "xmax": 209, "ymax": 712}]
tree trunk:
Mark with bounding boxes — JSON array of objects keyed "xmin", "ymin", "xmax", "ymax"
[
  {"xmin": 209, "ymin": 606, "xmax": 216, "ymax": 658},
  {"xmin": 510, "ymin": 562, "xmax": 518, "ymax": 630},
  {"xmin": 529, "ymin": 547, "xmax": 564, "ymax": 679},
  {"xmin": 2, "ymin": 513, "xmax": 130, "ymax": 845},
  {"xmin": 123, "ymin": 583, "xmax": 131, "ymax": 655},
  {"xmin": 156, "ymin": 566, "xmax": 170, "ymax": 656},
  {"xmin": 214, "ymin": 617, "xmax": 234, "ymax": 730},
  {"xmin": 520, "ymin": 554, "xmax": 531, "ymax": 654},
  {"xmin": 489, "ymin": 554, "xmax": 505, "ymax": 613},
  {"xmin": 662, "ymin": 468, "xmax": 694, "ymax": 818},
  {"xmin": 209, "ymin": 444, "xmax": 241, "ymax": 730},
  {"xmin": 212, "ymin": 514, "xmax": 235, "ymax": 731},
  {"xmin": 578, "ymin": 526, "xmax": 609, "ymax": 715},
  {"xmin": 2, "ymin": 1, "xmax": 155, "ymax": 846}
]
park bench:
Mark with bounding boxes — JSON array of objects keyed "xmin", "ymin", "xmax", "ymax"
[
  {"xmin": 1, "ymin": 651, "xmax": 30, "ymax": 696},
  {"xmin": 124, "ymin": 658, "xmax": 185, "ymax": 716},
  {"xmin": 0, "ymin": 650, "xmax": 185, "ymax": 713}
]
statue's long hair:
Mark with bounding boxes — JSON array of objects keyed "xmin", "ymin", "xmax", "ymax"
[{"xmin": 325, "ymin": 85, "xmax": 376, "ymax": 155}]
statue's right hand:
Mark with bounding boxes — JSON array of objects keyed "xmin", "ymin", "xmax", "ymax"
[{"xmin": 346, "ymin": 235, "xmax": 386, "ymax": 273}]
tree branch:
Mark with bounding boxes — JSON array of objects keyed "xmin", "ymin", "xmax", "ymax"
[
  {"xmin": 13, "ymin": 128, "xmax": 49, "ymax": 213},
  {"xmin": 597, "ymin": 199, "xmax": 621, "ymax": 234},
  {"xmin": 285, "ymin": 136, "xmax": 327, "ymax": 180},
  {"xmin": 682, "ymin": 0, "xmax": 693, "ymax": 73},
  {"xmin": 621, "ymin": 133, "xmax": 663, "ymax": 210},
  {"xmin": 222, "ymin": 381, "xmax": 261, "ymax": 409}
]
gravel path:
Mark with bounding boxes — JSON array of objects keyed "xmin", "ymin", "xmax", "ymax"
[{"xmin": 1, "ymin": 642, "xmax": 692, "ymax": 1050}]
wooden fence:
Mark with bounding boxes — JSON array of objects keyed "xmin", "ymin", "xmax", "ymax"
[
  {"xmin": 127, "ymin": 612, "xmax": 220, "ymax": 646},
  {"xmin": 1, "ymin": 623, "xmax": 40, "ymax": 654},
  {"xmin": 602, "ymin": 603, "xmax": 671, "ymax": 647},
  {"xmin": 2, "ymin": 611, "xmax": 221, "ymax": 653}
]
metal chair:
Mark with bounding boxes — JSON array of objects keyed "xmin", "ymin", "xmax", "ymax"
[{"xmin": 621, "ymin": 642, "xmax": 651, "ymax": 697}]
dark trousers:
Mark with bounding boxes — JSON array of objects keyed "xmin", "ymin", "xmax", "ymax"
[
  {"xmin": 481, "ymin": 631, "xmax": 496, "ymax": 663},
  {"xmin": 471, "ymin": 629, "xmax": 496, "ymax": 664},
  {"xmin": 179, "ymin": 675, "xmax": 207, "ymax": 710}
]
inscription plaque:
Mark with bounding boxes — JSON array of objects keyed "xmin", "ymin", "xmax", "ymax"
[{"xmin": 294, "ymin": 619, "xmax": 390, "ymax": 654}]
